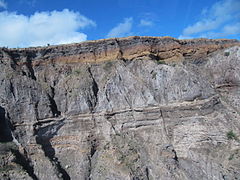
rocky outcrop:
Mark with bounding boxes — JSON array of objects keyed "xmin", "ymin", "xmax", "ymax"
[{"xmin": 0, "ymin": 36, "xmax": 240, "ymax": 180}]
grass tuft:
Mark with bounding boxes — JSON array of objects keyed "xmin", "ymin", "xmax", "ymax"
[{"xmin": 226, "ymin": 130, "xmax": 238, "ymax": 140}]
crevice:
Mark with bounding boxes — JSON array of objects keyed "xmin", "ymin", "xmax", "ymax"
[
  {"xmin": 105, "ymin": 109, "xmax": 133, "ymax": 117},
  {"xmin": 105, "ymin": 90, "xmax": 110, "ymax": 103},
  {"xmin": 35, "ymin": 119, "xmax": 70, "ymax": 180},
  {"xmin": 47, "ymin": 86, "xmax": 61, "ymax": 117},
  {"xmin": 149, "ymin": 53, "xmax": 160, "ymax": 61},
  {"xmin": 90, "ymin": 138, "xmax": 97, "ymax": 158},
  {"xmin": 87, "ymin": 134, "xmax": 97, "ymax": 158},
  {"xmin": 87, "ymin": 134, "xmax": 98, "ymax": 180},
  {"xmin": 87, "ymin": 67, "xmax": 99, "ymax": 112},
  {"xmin": 86, "ymin": 66, "xmax": 99, "ymax": 179},
  {"xmin": 22, "ymin": 70, "xmax": 27, "ymax": 76},
  {"xmin": 215, "ymin": 83, "xmax": 239, "ymax": 89},
  {"xmin": 34, "ymin": 101, "xmax": 39, "ymax": 120},
  {"xmin": 115, "ymin": 39, "xmax": 124, "ymax": 60},
  {"xmin": 34, "ymin": 119, "xmax": 56, "ymax": 127},
  {"xmin": 88, "ymin": 67, "xmax": 99, "ymax": 102},
  {"xmin": 132, "ymin": 176, "xmax": 140, "ymax": 180},
  {"xmin": 9, "ymin": 80, "xmax": 16, "ymax": 99},
  {"xmin": 11, "ymin": 149, "xmax": 38, "ymax": 180},
  {"xmin": 172, "ymin": 148, "xmax": 179, "ymax": 162},
  {"xmin": 104, "ymin": 85, "xmax": 114, "ymax": 111},
  {"xmin": 160, "ymin": 109, "xmax": 169, "ymax": 139},
  {"xmin": 145, "ymin": 167, "xmax": 150, "ymax": 180},
  {"xmin": 87, "ymin": 155, "xmax": 92, "ymax": 180},
  {"xmin": 163, "ymin": 144, "xmax": 179, "ymax": 171},
  {"xmin": 25, "ymin": 55, "xmax": 36, "ymax": 80},
  {"xmin": 134, "ymin": 123, "xmax": 156, "ymax": 129},
  {"xmin": 91, "ymin": 113, "xmax": 96, "ymax": 128},
  {"xmin": 86, "ymin": 99, "xmax": 94, "ymax": 112},
  {"xmin": 105, "ymin": 115, "xmax": 118, "ymax": 135}
]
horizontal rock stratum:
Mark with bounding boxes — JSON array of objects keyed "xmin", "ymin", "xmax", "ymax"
[
  {"xmin": 0, "ymin": 36, "xmax": 240, "ymax": 180},
  {"xmin": 2, "ymin": 36, "xmax": 240, "ymax": 65}
]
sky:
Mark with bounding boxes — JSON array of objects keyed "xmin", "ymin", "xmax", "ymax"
[{"xmin": 0, "ymin": 0, "xmax": 239, "ymax": 47}]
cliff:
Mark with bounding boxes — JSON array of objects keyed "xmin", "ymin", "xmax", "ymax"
[{"xmin": 0, "ymin": 36, "xmax": 240, "ymax": 180}]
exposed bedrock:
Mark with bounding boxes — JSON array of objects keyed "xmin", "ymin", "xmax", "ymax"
[{"xmin": 0, "ymin": 36, "xmax": 240, "ymax": 179}]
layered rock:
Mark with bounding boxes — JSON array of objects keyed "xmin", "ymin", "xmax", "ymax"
[{"xmin": 0, "ymin": 36, "xmax": 240, "ymax": 180}]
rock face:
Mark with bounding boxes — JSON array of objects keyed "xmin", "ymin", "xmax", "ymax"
[{"xmin": 0, "ymin": 36, "xmax": 240, "ymax": 180}]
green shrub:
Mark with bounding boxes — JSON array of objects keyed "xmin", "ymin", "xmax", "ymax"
[
  {"xmin": 226, "ymin": 130, "xmax": 237, "ymax": 140},
  {"xmin": 224, "ymin": 52, "xmax": 230, "ymax": 56},
  {"xmin": 103, "ymin": 61, "xmax": 113, "ymax": 71},
  {"xmin": 156, "ymin": 60, "xmax": 166, "ymax": 65},
  {"xmin": 228, "ymin": 154, "xmax": 234, "ymax": 160},
  {"xmin": 74, "ymin": 69, "xmax": 81, "ymax": 75}
]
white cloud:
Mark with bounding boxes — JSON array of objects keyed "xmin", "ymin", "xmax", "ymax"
[
  {"xmin": 178, "ymin": 35, "xmax": 194, "ymax": 40},
  {"xmin": 139, "ymin": 19, "xmax": 153, "ymax": 27},
  {"xmin": 199, "ymin": 23, "xmax": 240, "ymax": 38},
  {"xmin": 223, "ymin": 22, "xmax": 240, "ymax": 35},
  {"xmin": 183, "ymin": 18, "xmax": 225, "ymax": 35},
  {"xmin": 106, "ymin": 17, "xmax": 133, "ymax": 38},
  {"xmin": 0, "ymin": 9, "xmax": 96, "ymax": 47},
  {"xmin": 0, "ymin": 0, "xmax": 7, "ymax": 9},
  {"xmin": 179, "ymin": 0, "xmax": 240, "ymax": 39}
]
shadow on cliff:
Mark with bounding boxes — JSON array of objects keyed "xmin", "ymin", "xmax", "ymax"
[
  {"xmin": 35, "ymin": 119, "xmax": 70, "ymax": 180},
  {"xmin": 0, "ymin": 106, "xmax": 39, "ymax": 180},
  {"xmin": 0, "ymin": 106, "xmax": 13, "ymax": 142}
]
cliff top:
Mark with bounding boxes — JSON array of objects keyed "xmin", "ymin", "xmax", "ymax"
[
  {"xmin": 1, "ymin": 36, "xmax": 239, "ymax": 65},
  {"xmin": 1, "ymin": 36, "xmax": 239, "ymax": 51}
]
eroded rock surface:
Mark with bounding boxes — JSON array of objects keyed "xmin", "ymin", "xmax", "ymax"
[{"xmin": 0, "ymin": 36, "xmax": 240, "ymax": 180}]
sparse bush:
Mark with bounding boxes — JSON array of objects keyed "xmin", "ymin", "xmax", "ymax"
[
  {"xmin": 0, "ymin": 164, "xmax": 15, "ymax": 173},
  {"xmin": 151, "ymin": 72, "xmax": 157, "ymax": 79},
  {"xmin": 228, "ymin": 149, "xmax": 239, "ymax": 160},
  {"xmin": 227, "ymin": 130, "xmax": 237, "ymax": 140},
  {"xmin": 224, "ymin": 52, "xmax": 230, "ymax": 56},
  {"xmin": 156, "ymin": 60, "xmax": 166, "ymax": 65},
  {"xmin": 228, "ymin": 154, "xmax": 234, "ymax": 160},
  {"xmin": 103, "ymin": 61, "xmax": 113, "ymax": 71},
  {"xmin": 74, "ymin": 69, "xmax": 81, "ymax": 75},
  {"xmin": 0, "ymin": 142, "xmax": 17, "ymax": 154}
]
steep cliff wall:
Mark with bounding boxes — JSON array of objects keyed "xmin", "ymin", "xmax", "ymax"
[{"xmin": 0, "ymin": 36, "xmax": 240, "ymax": 180}]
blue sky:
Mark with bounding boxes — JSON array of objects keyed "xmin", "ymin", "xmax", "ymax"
[{"xmin": 0, "ymin": 0, "xmax": 239, "ymax": 47}]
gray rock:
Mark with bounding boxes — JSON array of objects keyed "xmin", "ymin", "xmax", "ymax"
[{"xmin": 0, "ymin": 37, "xmax": 239, "ymax": 179}]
